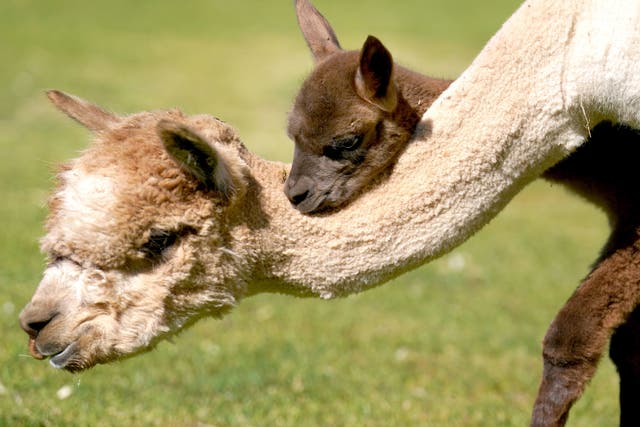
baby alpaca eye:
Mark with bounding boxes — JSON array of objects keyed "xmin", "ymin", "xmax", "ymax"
[
  {"xmin": 333, "ymin": 134, "xmax": 363, "ymax": 151},
  {"xmin": 323, "ymin": 134, "xmax": 364, "ymax": 160},
  {"xmin": 140, "ymin": 229, "xmax": 178, "ymax": 259}
]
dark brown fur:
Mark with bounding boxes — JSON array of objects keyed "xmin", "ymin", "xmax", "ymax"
[
  {"xmin": 535, "ymin": 123, "xmax": 640, "ymax": 426},
  {"xmin": 287, "ymin": 1, "xmax": 640, "ymax": 426}
]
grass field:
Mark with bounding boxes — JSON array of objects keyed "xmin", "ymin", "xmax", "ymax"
[{"xmin": 0, "ymin": 1, "xmax": 619, "ymax": 426}]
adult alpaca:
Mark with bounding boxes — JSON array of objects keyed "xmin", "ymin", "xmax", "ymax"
[{"xmin": 19, "ymin": 1, "xmax": 640, "ymax": 426}]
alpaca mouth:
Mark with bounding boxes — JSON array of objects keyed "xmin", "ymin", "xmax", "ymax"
[
  {"xmin": 28, "ymin": 336, "xmax": 78, "ymax": 369},
  {"xmin": 297, "ymin": 190, "xmax": 350, "ymax": 215},
  {"xmin": 295, "ymin": 191, "xmax": 329, "ymax": 214},
  {"xmin": 28, "ymin": 336, "xmax": 46, "ymax": 360},
  {"xmin": 49, "ymin": 342, "xmax": 78, "ymax": 369}
]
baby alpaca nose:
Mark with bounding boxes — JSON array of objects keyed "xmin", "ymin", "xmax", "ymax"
[
  {"xmin": 289, "ymin": 188, "xmax": 310, "ymax": 206},
  {"xmin": 285, "ymin": 176, "xmax": 314, "ymax": 206}
]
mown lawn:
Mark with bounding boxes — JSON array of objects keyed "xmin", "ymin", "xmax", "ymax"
[{"xmin": 0, "ymin": 1, "xmax": 619, "ymax": 426}]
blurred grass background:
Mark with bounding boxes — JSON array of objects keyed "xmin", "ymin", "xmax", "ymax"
[{"xmin": 0, "ymin": 0, "xmax": 617, "ymax": 426}]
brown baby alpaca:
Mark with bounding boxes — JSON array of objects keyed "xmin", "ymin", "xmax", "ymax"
[
  {"xmin": 285, "ymin": 1, "xmax": 640, "ymax": 426},
  {"xmin": 285, "ymin": 0, "xmax": 450, "ymax": 213}
]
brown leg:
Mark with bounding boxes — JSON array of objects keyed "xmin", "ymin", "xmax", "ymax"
[
  {"xmin": 530, "ymin": 245, "xmax": 640, "ymax": 427},
  {"xmin": 610, "ymin": 306, "xmax": 640, "ymax": 427}
]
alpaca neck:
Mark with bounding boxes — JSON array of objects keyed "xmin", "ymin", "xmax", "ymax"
[
  {"xmin": 247, "ymin": 0, "xmax": 640, "ymax": 299},
  {"xmin": 395, "ymin": 67, "xmax": 451, "ymax": 118}
]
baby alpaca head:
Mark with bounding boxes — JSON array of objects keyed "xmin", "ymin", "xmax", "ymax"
[
  {"xmin": 19, "ymin": 91, "xmax": 250, "ymax": 372},
  {"xmin": 285, "ymin": 0, "xmax": 417, "ymax": 214}
]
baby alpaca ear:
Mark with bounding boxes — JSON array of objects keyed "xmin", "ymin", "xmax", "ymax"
[
  {"xmin": 355, "ymin": 36, "xmax": 398, "ymax": 112},
  {"xmin": 295, "ymin": 0, "xmax": 342, "ymax": 61},
  {"xmin": 157, "ymin": 119, "xmax": 243, "ymax": 199}
]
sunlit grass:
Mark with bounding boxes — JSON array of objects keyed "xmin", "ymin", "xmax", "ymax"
[{"xmin": 0, "ymin": 1, "xmax": 619, "ymax": 426}]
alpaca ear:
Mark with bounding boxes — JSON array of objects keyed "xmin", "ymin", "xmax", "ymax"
[
  {"xmin": 355, "ymin": 36, "xmax": 398, "ymax": 112},
  {"xmin": 47, "ymin": 90, "xmax": 120, "ymax": 132},
  {"xmin": 295, "ymin": 0, "xmax": 341, "ymax": 61},
  {"xmin": 157, "ymin": 119, "xmax": 241, "ymax": 199}
]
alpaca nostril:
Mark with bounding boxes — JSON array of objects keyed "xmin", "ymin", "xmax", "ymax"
[
  {"xmin": 28, "ymin": 320, "xmax": 51, "ymax": 334},
  {"xmin": 285, "ymin": 176, "xmax": 315, "ymax": 206},
  {"xmin": 290, "ymin": 189, "xmax": 310, "ymax": 206},
  {"xmin": 20, "ymin": 312, "xmax": 57, "ymax": 338}
]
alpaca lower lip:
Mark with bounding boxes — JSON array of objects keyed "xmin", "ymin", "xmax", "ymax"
[
  {"xmin": 295, "ymin": 192, "xmax": 330, "ymax": 214},
  {"xmin": 49, "ymin": 342, "xmax": 78, "ymax": 369}
]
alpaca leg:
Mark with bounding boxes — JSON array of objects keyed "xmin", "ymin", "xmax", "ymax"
[
  {"xmin": 610, "ymin": 306, "xmax": 640, "ymax": 427},
  {"xmin": 530, "ymin": 247, "xmax": 640, "ymax": 427},
  {"xmin": 530, "ymin": 298, "xmax": 606, "ymax": 427}
]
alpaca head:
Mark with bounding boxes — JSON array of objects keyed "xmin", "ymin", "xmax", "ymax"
[
  {"xmin": 285, "ymin": 0, "xmax": 428, "ymax": 214},
  {"xmin": 19, "ymin": 91, "xmax": 252, "ymax": 372}
]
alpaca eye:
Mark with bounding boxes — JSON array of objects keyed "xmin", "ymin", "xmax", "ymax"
[
  {"xmin": 323, "ymin": 134, "xmax": 364, "ymax": 160},
  {"xmin": 140, "ymin": 229, "xmax": 178, "ymax": 259},
  {"xmin": 333, "ymin": 134, "xmax": 363, "ymax": 151}
]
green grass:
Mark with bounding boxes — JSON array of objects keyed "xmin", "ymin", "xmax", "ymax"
[{"xmin": 0, "ymin": 0, "xmax": 619, "ymax": 426}]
